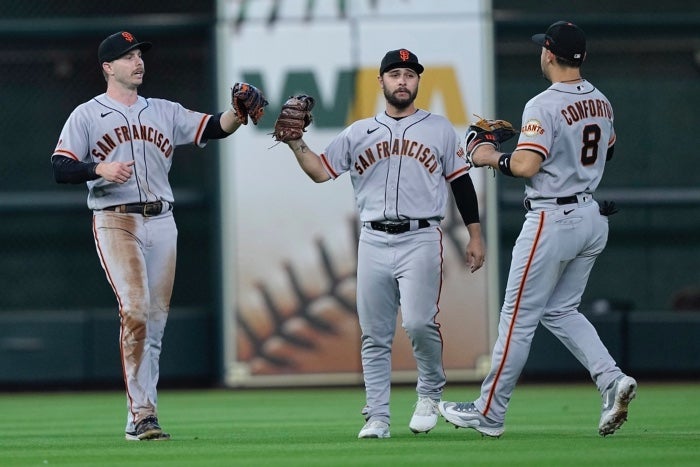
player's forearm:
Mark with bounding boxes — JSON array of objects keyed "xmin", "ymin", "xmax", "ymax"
[
  {"xmin": 450, "ymin": 174, "xmax": 480, "ymax": 225},
  {"xmin": 219, "ymin": 109, "xmax": 243, "ymax": 133},
  {"xmin": 472, "ymin": 146, "xmax": 540, "ymax": 178},
  {"xmin": 287, "ymin": 139, "xmax": 330, "ymax": 183},
  {"xmin": 51, "ymin": 155, "xmax": 100, "ymax": 184},
  {"xmin": 471, "ymin": 145, "xmax": 502, "ymax": 171},
  {"xmin": 466, "ymin": 222, "xmax": 483, "ymax": 241}
]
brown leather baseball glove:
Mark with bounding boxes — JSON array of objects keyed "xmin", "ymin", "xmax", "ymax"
[{"xmin": 272, "ymin": 95, "xmax": 315, "ymax": 143}]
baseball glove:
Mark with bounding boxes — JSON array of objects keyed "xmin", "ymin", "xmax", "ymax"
[
  {"xmin": 272, "ymin": 95, "xmax": 315, "ymax": 143},
  {"xmin": 599, "ymin": 200, "xmax": 619, "ymax": 216},
  {"xmin": 231, "ymin": 82, "xmax": 269, "ymax": 125},
  {"xmin": 465, "ymin": 115, "xmax": 517, "ymax": 165}
]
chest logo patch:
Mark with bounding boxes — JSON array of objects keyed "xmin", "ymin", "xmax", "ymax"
[{"xmin": 522, "ymin": 119, "xmax": 545, "ymax": 137}]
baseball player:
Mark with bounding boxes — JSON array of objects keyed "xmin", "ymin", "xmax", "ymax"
[
  {"xmin": 51, "ymin": 31, "xmax": 266, "ymax": 441},
  {"xmin": 439, "ymin": 21, "xmax": 637, "ymax": 437},
  {"xmin": 276, "ymin": 49, "xmax": 485, "ymax": 438}
]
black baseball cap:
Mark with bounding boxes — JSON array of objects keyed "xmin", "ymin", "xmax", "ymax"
[
  {"xmin": 98, "ymin": 31, "xmax": 152, "ymax": 63},
  {"xmin": 379, "ymin": 48, "xmax": 424, "ymax": 75},
  {"xmin": 531, "ymin": 21, "xmax": 586, "ymax": 64}
]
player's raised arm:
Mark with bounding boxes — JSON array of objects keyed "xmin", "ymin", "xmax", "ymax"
[
  {"xmin": 471, "ymin": 145, "xmax": 543, "ymax": 178},
  {"xmin": 270, "ymin": 95, "xmax": 329, "ymax": 183},
  {"xmin": 286, "ymin": 138, "xmax": 330, "ymax": 183}
]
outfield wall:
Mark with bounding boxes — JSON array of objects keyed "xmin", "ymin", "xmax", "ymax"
[{"xmin": 0, "ymin": 0, "xmax": 698, "ymax": 388}]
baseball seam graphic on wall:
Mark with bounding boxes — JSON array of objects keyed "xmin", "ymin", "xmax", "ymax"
[{"xmin": 217, "ymin": 0, "xmax": 495, "ymax": 387}]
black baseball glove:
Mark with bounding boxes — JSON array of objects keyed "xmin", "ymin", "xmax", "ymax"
[
  {"xmin": 231, "ymin": 82, "xmax": 269, "ymax": 125},
  {"xmin": 599, "ymin": 200, "xmax": 619, "ymax": 216},
  {"xmin": 465, "ymin": 115, "xmax": 518, "ymax": 166}
]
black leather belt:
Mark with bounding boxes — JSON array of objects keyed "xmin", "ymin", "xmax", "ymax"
[
  {"xmin": 102, "ymin": 201, "xmax": 170, "ymax": 217},
  {"xmin": 525, "ymin": 195, "xmax": 579, "ymax": 211},
  {"xmin": 368, "ymin": 219, "xmax": 430, "ymax": 234},
  {"xmin": 556, "ymin": 195, "xmax": 578, "ymax": 205}
]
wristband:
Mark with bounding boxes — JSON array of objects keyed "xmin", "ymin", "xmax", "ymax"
[{"xmin": 498, "ymin": 152, "xmax": 515, "ymax": 177}]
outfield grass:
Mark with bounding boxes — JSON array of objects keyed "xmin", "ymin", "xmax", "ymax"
[{"xmin": 0, "ymin": 381, "xmax": 697, "ymax": 466}]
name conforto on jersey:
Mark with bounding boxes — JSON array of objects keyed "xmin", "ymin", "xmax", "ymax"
[
  {"xmin": 91, "ymin": 124, "xmax": 173, "ymax": 161},
  {"xmin": 354, "ymin": 138, "xmax": 438, "ymax": 175}
]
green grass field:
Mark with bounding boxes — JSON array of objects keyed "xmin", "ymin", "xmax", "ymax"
[{"xmin": 0, "ymin": 381, "xmax": 697, "ymax": 466}]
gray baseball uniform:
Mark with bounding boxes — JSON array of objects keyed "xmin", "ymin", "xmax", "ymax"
[
  {"xmin": 53, "ymin": 93, "xmax": 211, "ymax": 434},
  {"xmin": 475, "ymin": 79, "xmax": 624, "ymax": 423},
  {"xmin": 320, "ymin": 109, "xmax": 470, "ymax": 423}
]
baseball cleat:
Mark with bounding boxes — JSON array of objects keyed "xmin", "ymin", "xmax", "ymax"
[
  {"xmin": 125, "ymin": 415, "xmax": 165, "ymax": 441},
  {"xmin": 598, "ymin": 375, "xmax": 637, "ymax": 436},
  {"xmin": 125, "ymin": 431, "xmax": 171, "ymax": 441},
  {"xmin": 358, "ymin": 420, "xmax": 391, "ymax": 439},
  {"xmin": 438, "ymin": 401, "xmax": 504, "ymax": 437},
  {"xmin": 409, "ymin": 396, "xmax": 440, "ymax": 434}
]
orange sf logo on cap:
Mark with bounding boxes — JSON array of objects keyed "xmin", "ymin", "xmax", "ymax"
[
  {"xmin": 399, "ymin": 49, "xmax": 410, "ymax": 61},
  {"xmin": 122, "ymin": 32, "xmax": 135, "ymax": 43}
]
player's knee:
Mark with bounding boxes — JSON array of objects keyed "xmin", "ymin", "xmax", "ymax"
[
  {"xmin": 150, "ymin": 304, "xmax": 170, "ymax": 319},
  {"xmin": 121, "ymin": 304, "xmax": 148, "ymax": 320},
  {"xmin": 402, "ymin": 317, "xmax": 438, "ymax": 340}
]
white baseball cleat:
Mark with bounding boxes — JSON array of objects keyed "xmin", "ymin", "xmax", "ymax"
[
  {"xmin": 409, "ymin": 396, "xmax": 440, "ymax": 434},
  {"xmin": 599, "ymin": 375, "xmax": 637, "ymax": 436},
  {"xmin": 358, "ymin": 420, "xmax": 391, "ymax": 439},
  {"xmin": 439, "ymin": 401, "xmax": 505, "ymax": 437}
]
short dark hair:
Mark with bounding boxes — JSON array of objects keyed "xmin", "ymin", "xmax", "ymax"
[{"xmin": 554, "ymin": 55, "xmax": 582, "ymax": 68}]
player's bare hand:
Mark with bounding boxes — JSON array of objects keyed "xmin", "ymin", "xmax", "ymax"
[
  {"xmin": 465, "ymin": 236, "xmax": 485, "ymax": 273},
  {"xmin": 96, "ymin": 161, "xmax": 135, "ymax": 184}
]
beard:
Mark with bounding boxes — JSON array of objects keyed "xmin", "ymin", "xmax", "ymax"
[
  {"xmin": 384, "ymin": 87, "xmax": 417, "ymax": 110},
  {"xmin": 540, "ymin": 59, "xmax": 552, "ymax": 83}
]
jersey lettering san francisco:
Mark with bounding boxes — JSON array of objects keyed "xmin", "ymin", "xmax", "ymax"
[
  {"xmin": 515, "ymin": 80, "xmax": 615, "ymax": 200},
  {"xmin": 319, "ymin": 109, "xmax": 469, "ymax": 222},
  {"xmin": 53, "ymin": 94, "xmax": 211, "ymax": 210}
]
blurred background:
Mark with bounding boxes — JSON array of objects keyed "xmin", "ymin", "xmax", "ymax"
[{"xmin": 0, "ymin": 0, "xmax": 698, "ymax": 389}]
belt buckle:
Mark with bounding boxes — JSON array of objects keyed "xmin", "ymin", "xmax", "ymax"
[{"xmin": 142, "ymin": 201, "xmax": 162, "ymax": 217}]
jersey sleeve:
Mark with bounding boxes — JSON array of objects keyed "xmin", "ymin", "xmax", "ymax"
[
  {"xmin": 442, "ymin": 124, "xmax": 470, "ymax": 182},
  {"xmin": 52, "ymin": 105, "xmax": 91, "ymax": 162},
  {"xmin": 515, "ymin": 101, "xmax": 553, "ymax": 159},
  {"xmin": 319, "ymin": 125, "xmax": 355, "ymax": 180},
  {"xmin": 157, "ymin": 99, "xmax": 211, "ymax": 148}
]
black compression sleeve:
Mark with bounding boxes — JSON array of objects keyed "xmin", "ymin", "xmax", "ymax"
[
  {"xmin": 52, "ymin": 155, "xmax": 100, "ymax": 184},
  {"xmin": 201, "ymin": 112, "xmax": 231, "ymax": 140},
  {"xmin": 450, "ymin": 174, "xmax": 480, "ymax": 225}
]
